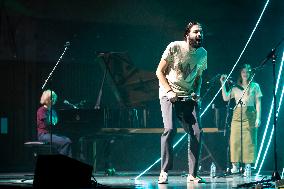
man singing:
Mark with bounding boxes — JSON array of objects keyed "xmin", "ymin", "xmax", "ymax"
[{"xmin": 156, "ymin": 21, "xmax": 207, "ymax": 184}]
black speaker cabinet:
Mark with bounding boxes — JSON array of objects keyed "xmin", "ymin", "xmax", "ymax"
[{"xmin": 33, "ymin": 154, "xmax": 93, "ymax": 188}]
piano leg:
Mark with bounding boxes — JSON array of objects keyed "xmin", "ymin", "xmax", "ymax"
[
  {"xmin": 92, "ymin": 141, "xmax": 97, "ymax": 173},
  {"xmin": 103, "ymin": 139, "xmax": 115, "ymax": 176},
  {"xmin": 91, "ymin": 138, "xmax": 116, "ymax": 175}
]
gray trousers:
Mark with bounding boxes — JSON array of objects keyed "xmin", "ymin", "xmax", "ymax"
[
  {"xmin": 38, "ymin": 133, "xmax": 72, "ymax": 158},
  {"xmin": 160, "ymin": 96, "xmax": 202, "ymax": 176}
]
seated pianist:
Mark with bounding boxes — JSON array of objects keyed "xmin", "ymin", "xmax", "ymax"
[{"xmin": 37, "ymin": 90, "xmax": 72, "ymax": 158}]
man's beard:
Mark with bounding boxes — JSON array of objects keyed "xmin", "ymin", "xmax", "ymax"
[{"xmin": 188, "ymin": 38, "xmax": 202, "ymax": 48}]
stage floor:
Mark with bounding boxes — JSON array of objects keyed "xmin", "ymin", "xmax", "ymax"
[{"xmin": 0, "ymin": 171, "xmax": 278, "ymax": 189}]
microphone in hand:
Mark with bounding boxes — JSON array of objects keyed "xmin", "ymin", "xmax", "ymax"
[
  {"xmin": 227, "ymin": 79, "xmax": 244, "ymax": 90},
  {"xmin": 220, "ymin": 74, "xmax": 228, "ymax": 84},
  {"xmin": 220, "ymin": 74, "xmax": 244, "ymax": 90}
]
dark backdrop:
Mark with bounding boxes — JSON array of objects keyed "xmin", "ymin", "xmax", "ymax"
[{"xmin": 0, "ymin": 0, "xmax": 283, "ymax": 172}]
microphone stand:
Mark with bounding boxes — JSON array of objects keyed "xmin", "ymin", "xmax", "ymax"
[
  {"xmin": 252, "ymin": 38, "xmax": 283, "ymax": 181},
  {"xmin": 237, "ymin": 38, "xmax": 284, "ymax": 188},
  {"xmin": 224, "ymin": 88, "xmax": 232, "ymax": 175},
  {"xmin": 201, "ymin": 74, "xmax": 221, "ymax": 101},
  {"xmin": 234, "ymin": 72, "xmax": 255, "ymax": 175},
  {"xmin": 271, "ymin": 51, "xmax": 281, "ymax": 181},
  {"xmin": 216, "ymin": 84, "xmax": 233, "ymax": 178},
  {"xmin": 41, "ymin": 41, "xmax": 70, "ymax": 154}
]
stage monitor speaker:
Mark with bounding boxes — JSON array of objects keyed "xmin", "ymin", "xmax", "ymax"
[{"xmin": 33, "ymin": 154, "xmax": 93, "ymax": 188}]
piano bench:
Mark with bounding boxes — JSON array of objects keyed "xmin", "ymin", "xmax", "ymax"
[{"xmin": 24, "ymin": 141, "xmax": 52, "ymax": 158}]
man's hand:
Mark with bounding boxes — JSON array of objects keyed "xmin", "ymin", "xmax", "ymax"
[
  {"xmin": 191, "ymin": 93, "xmax": 202, "ymax": 107},
  {"xmin": 166, "ymin": 90, "xmax": 178, "ymax": 102},
  {"xmin": 191, "ymin": 93, "xmax": 200, "ymax": 102}
]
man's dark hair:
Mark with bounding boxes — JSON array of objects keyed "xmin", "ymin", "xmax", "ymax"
[{"xmin": 183, "ymin": 22, "xmax": 202, "ymax": 41}]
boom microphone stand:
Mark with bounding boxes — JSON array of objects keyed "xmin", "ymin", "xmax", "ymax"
[
  {"xmin": 270, "ymin": 48, "xmax": 281, "ymax": 181},
  {"xmin": 41, "ymin": 41, "xmax": 70, "ymax": 154},
  {"xmin": 218, "ymin": 81, "xmax": 246, "ymax": 178},
  {"xmin": 202, "ymin": 74, "xmax": 221, "ymax": 101},
  {"xmin": 237, "ymin": 38, "xmax": 284, "ymax": 188},
  {"xmin": 224, "ymin": 87, "xmax": 233, "ymax": 175},
  {"xmin": 252, "ymin": 38, "xmax": 283, "ymax": 181},
  {"xmin": 235, "ymin": 93, "xmax": 245, "ymax": 174},
  {"xmin": 215, "ymin": 83, "xmax": 234, "ymax": 178},
  {"xmin": 230, "ymin": 67, "xmax": 256, "ymax": 177}
]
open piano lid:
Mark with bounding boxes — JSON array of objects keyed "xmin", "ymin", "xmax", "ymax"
[{"xmin": 97, "ymin": 52, "xmax": 158, "ymax": 107}]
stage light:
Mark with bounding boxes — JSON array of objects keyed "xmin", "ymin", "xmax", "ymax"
[
  {"xmin": 135, "ymin": 158, "xmax": 161, "ymax": 180},
  {"xmin": 135, "ymin": 134, "xmax": 187, "ymax": 180},
  {"xmin": 201, "ymin": 0, "xmax": 271, "ymax": 117},
  {"xmin": 256, "ymin": 75, "xmax": 284, "ymax": 176},
  {"xmin": 135, "ymin": 0, "xmax": 271, "ymax": 179},
  {"xmin": 254, "ymin": 50, "xmax": 284, "ymax": 170},
  {"xmin": 173, "ymin": 133, "xmax": 187, "ymax": 148},
  {"xmin": 254, "ymin": 99, "xmax": 274, "ymax": 169},
  {"xmin": 256, "ymin": 127, "xmax": 274, "ymax": 177}
]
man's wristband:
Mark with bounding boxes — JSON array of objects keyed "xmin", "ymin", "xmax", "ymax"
[{"xmin": 166, "ymin": 89, "xmax": 173, "ymax": 93}]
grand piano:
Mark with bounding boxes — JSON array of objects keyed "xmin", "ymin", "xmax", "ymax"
[
  {"xmin": 56, "ymin": 51, "xmax": 221, "ymax": 141},
  {"xmin": 54, "ymin": 52, "xmax": 160, "ymax": 169}
]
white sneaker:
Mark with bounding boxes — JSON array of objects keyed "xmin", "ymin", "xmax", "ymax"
[
  {"xmin": 231, "ymin": 164, "xmax": 239, "ymax": 174},
  {"xmin": 243, "ymin": 164, "xmax": 251, "ymax": 177},
  {"xmin": 158, "ymin": 171, "xmax": 168, "ymax": 184},
  {"xmin": 187, "ymin": 174, "xmax": 206, "ymax": 183},
  {"xmin": 243, "ymin": 170, "xmax": 247, "ymax": 177}
]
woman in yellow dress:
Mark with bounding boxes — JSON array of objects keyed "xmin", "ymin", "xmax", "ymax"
[{"xmin": 220, "ymin": 64, "xmax": 262, "ymax": 176}]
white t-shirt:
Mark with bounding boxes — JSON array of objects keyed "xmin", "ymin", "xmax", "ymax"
[
  {"xmin": 231, "ymin": 82, "xmax": 263, "ymax": 107},
  {"xmin": 159, "ymin": 41, "xmax": 207, "ymax": 98}
]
